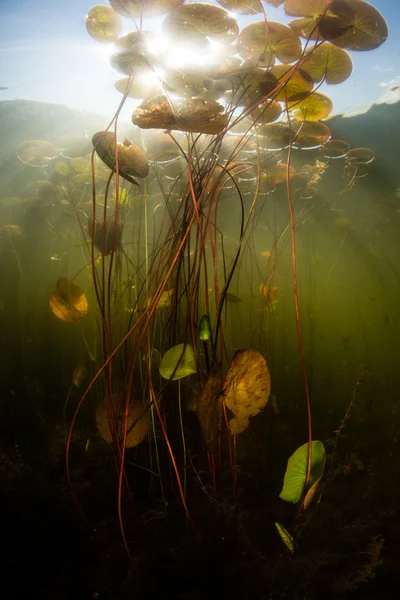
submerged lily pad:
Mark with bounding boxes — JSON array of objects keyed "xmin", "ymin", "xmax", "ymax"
[
  {"xmin": 49, "ymin": 277, "xmax": 88, "ymax": 323},
  {"xmin": 223, "ymin": 348, "xmax": 271, "ymax": 435},
  {"xmin": 92, "ymin": 131, "xmax": 149, "ymax": 185},
  {"xmin": 280, "ymin": 440, "xmax": 326, "ymax": 503},
  {"xmin": 159, "ymin": 343, "xmax": 197, "ymax": 381},
  {"xmin": 96, "ymin": 399, "xmax": 149, "ymax": 448},
  {"xmin": 197, "ymin": 363, "xmax": 223, "ymax": 452}
]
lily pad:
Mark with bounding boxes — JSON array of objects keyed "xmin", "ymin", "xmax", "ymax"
[
  {"xmin": 197, "ymin": 363, "xmax": 223, "ymax": 452},
  {"xmin": 132, "ymin": 95, "xmax": 228, "ymax": 135},
  {"xmin": 260, "ymin": 65, "xmax": 313, "ymax": 103},
  {"xmin": 279, "ymin": 440, "xmax": 326, "ymax": 504},
  {"xmin": 320, "ymin": 139, "xmax": 350, "ymax": 158},
  {"xmin": 86, "ymin": 5, "xmax": 122, "ymax": 43},
  {"xmin": 301, "ymin": 43, "xmax": 352, "ymax": 85},
  {"xmin": 17, "ymin": 140, "xmax": 57, "ymax": 167},
  {"xmin": 163, "ymin": 3, "xmax": 239, "ymax": 44},
  {"xmin": 223, "ymin": 349, "xmax": 271, "ymax": 435},
  {"xmin": 110, "ymin": 0, "xmax": 184, "ymax": 18},
  {"xmin": 49, "ymin": 277, "xmax": 88, "ymax": 323},
  {"xmin": 92, "ymin": 131, "xmax": 149, "ymax": 185},
  {"xmin": 237, "ymin": 21, "xmax": 302, "ymax": 66},
  {"xmin": 216, "ymin": 0, "xmax": 265, "ymax": 14},
  {"xmin": 96, "ymin": 399, "xmax": 149, "ymax": 448},
  {"xmin": 289, "ymin": 92, "xmax": 333, "ymax": 121},
  {"xmin": 159, "ymin": 343, "xmax": 197, "ymax": 381}
]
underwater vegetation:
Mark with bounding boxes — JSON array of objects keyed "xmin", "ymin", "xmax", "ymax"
[{"xmin": 2, "ymin": 0, "xmax": 400, "ymax": 597}]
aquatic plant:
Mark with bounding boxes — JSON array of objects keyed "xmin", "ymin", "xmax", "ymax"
[{"xmin": 39, "ymin": 0, "xmax": 390, "ymax": 563}]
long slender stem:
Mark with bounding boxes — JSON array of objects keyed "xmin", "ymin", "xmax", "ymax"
[{"xmin": 178, "ymin": 379, "xmax": 187, "ymax": 499}]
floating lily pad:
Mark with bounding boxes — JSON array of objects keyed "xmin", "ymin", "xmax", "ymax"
[
  {"xmin": 159, "ymin": 343, "xmax": 197, "ymax": 381},
  {"xmin": 17, "ymin": 140, "xmax": 57, "ymax": 167},
  {"xmin": 284, "ymin": 0, "xmax": 328, "ymax": 17},
  {"xmin": 289, "ymin": 92, "xmax": 333, "ymax": 121},
  {"xmin": 301, "ymin": 43, "xmax": 352, "ymax": 85},
  {"xmin": 344, "ymin": 162, "xmax": 370, "ymax": 179},
  {"xmin": 320, "ymin": 139, "xmax": 350, "ymax": 158},
  {"xmin": 223, "ymin": 348, "xmax": 271, "ymax": 435},
  {"xmin": 291, "ymin": 121, "xmax": 331, "ymax": 149},
  {"xmin": 49, "ymin": 277, "xmax": 88, "ymax": 323},
  {"xmin": 237, "ymin": 21, "xmax": 302, "ymax": 66},
  {"xmin": 110, "ymin": 0, "xmax": 184, "ymax": 18},
  {"xmin": 280, "ymin": 440, "xmax": 326, "ymax": 504},
  {"xmin": 110, "ymin": 31, "xmax": 156, "ymax": 75},
  {"xmin": 197, "ymin": 363, "xmax": 223, "ymax": 452},
  {"xmin": 256, "ymin": 122, "xmax": 291, "ymax": 150},
  {"xmin": 345, "ymin": 147, "xmax": 375, "ymax": 165},
  {"xmin": 318, "ymin": 0, "xmax": 388, "ymax": 52},
  {"xmin": 163, "ymin": 3, "xmax": 239, "ymax": 44},
  {"xmin": 114, "ymin": 75, "xmax": 163, "ymax": 100},
  {"xmin": 286, "ymin": 0, "xmax": 388, "ymax": 51},
  {"xmin": 86, "ymin": 5, "xmax": 122, "ymax": 43},
  {"xmin": 216, "ymin": 0, "xmax": 265, "ymax": 14},
  {"xmin": 260, "ymin": 65, "xmax": 313, "ymax": 103},
  {"xmin": 246, "ymin": 99, "xmax": 282, "ymax": 126},
  {"xmin": 132, "ymin": 95, "xmax": 228, "ymax": 135}
]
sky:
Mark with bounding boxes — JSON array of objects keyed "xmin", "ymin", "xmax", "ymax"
[{"xmin": 0, "ymin": 0, "xmax": 399, "ymax": 119}]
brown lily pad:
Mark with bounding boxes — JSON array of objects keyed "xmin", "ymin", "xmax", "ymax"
[
  {"xmin": 197, "ymin": 363, "xmax": 223, "ymax": 453},
  {"xmin": 132, "ymin": 95, "xmax": 228, "ymax": 135}
]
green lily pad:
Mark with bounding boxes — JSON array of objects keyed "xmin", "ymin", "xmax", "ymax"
[
  {"xmin": 159, "ymin": 343, "xmax": 197, "ymax": 381},
  {"xmin": 279, "ymin": 440, "xmax": 326, "ymax": 503}
]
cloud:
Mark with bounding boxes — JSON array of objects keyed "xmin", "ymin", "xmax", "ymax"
[
  {"xmin": 377, "ymin": 74, "xmax": 400, "ymax": 104},
  {"xmin": 373, "ymin": 64, "xmax": 395, "ymax": 73}
]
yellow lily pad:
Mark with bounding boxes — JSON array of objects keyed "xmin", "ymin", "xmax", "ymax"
[
  {"xmin": 163, "ymin": 3, "xmax": 239, "ymax": 43},
  {"xmin": 49, "ymin": 277, "xmax": 88, "ymax": 323},
  {"xmin": 289, "ymin": 92, "xmax": 333, "ymax": 121},
  {"xmin": 237, "ymin": 21, "xmax": 302, "ymax": 66},
  {"xmin": 223, "ymin": 349, "xmax": 271, "ymax": 435},
  {"xmin": 86, "ymin": 5, "xmax": 122, "ymax": 43},
  {"xmin": 301, "ymin": 43, "xmax": 352, "ymax": 85}
]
